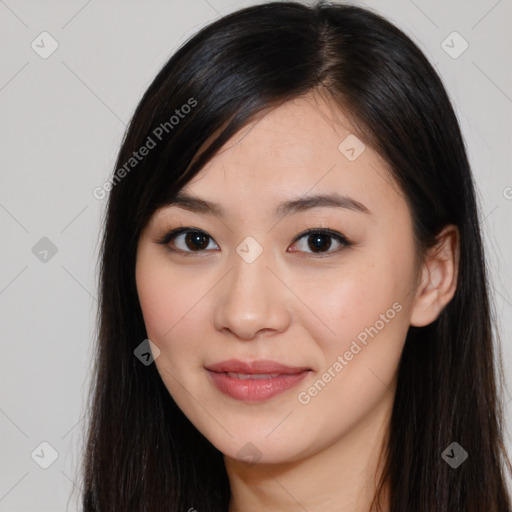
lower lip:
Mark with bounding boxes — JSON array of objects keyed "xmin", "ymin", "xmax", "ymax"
[{"xmin": 206, "ymin": 370, "xmax": 311, "ymax": 402}]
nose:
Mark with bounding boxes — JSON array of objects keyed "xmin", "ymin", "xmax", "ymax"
[{"xmin": 213, "ymin": 253, "xmax": 291, "ymax": 341}]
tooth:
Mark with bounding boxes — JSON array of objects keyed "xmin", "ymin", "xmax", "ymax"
[{"xmin": 225, "ymin": 372, "xmax": 282, "ymax": 379}]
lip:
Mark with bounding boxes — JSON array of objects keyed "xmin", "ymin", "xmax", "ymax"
[{"xmin": 205, "ymin": 359, "xmax": 312, "ymax": 402}]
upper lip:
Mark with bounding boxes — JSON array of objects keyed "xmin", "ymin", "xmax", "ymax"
[{"xmin": 205, "ymin": 359, "xmax": 311, "ymax": 375}]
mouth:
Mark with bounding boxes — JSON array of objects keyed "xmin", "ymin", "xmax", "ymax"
[{"xmin": 205, "ymin": 359, "xmax": 313, "ymax": 402}]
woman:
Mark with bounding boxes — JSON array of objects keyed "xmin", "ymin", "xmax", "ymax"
[{"xmin": 82, "ymin": 1, "xmax": 512, "ymax": 510}]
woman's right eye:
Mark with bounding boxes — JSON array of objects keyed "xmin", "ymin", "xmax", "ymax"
[{"xmin": 157, "ymin": 228, "xmax": 220, "ymax": 255}]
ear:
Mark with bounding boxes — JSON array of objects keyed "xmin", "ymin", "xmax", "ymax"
[{"xmin": 410, "ymin": 225, "xmax": 460, "ymax": 327}]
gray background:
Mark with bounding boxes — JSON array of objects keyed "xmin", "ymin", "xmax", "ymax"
[{"xmin": 0, "ymin": 0, "xmax": 511, "ymax": 510}]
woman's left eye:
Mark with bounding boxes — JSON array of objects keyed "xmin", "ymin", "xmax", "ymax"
[
  {"xmin": 288, "ymin": 228, "xmax": 351, "ymax": 256},
  {"xmin": 156, "ymin": 227, "xmax": 351, "ymax": 256}
]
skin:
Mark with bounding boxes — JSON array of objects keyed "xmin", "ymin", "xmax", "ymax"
[{"xmin": 135, "ymin": 90, "xmax": 459, "ymax": 511}]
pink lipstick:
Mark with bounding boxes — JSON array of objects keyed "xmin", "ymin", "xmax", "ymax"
[{"xmin": 205, "ymin": 359, "xmax": 312, "ymax": 402}]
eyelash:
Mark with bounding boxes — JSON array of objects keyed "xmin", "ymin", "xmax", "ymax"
[{"xmin": 155, "ymin": 226, "xmax": 352, "ymax": 258}]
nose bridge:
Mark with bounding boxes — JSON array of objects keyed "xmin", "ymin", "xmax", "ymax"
[{"xmin": 213, "ymin": 243, "xmax": 290, "ymax": 340}]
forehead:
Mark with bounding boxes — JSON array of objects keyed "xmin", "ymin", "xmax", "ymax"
[
  {"xmin": 155, "ymin": 92, "xmax": 407, "ymax": 224},
  {"xmin": 199, "ymin": 93, "xmax": 358, "ymax": 181}
]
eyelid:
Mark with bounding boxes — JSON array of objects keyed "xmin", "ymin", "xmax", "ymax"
[
  {"xmin": 155, "ymin": 226, "xmax": 352, "ymax": 256},
  {"xmin": 156, "ymin": 226, "xmax": 206, "ymax": 246},
  {"xmin": 290, "ymin": 227, "xmax": 349, "ymax": 244}
]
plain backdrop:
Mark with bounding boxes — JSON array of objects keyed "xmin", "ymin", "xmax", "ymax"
[{"xmin": 0, "ymin": 0, "xmax": 511, "ymax": 510}]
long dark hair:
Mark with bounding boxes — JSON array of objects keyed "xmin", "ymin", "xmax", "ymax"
[{"xmin": 81, "ymin": 2, "xmax": 512, "ymax": 510}]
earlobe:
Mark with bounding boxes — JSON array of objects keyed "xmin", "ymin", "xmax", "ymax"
[{"xmin": 410, "ymin": 225, "xmax": 460, "ymax": 327}]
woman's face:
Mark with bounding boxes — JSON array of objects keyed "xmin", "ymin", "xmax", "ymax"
[{"xmin": 136, "ymin": 92, "xmax": 420, "ymax": 465}]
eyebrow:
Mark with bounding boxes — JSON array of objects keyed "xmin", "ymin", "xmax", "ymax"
[{"xmin": 165, "ymin": 191, "xmax": 372, "ymax": 218}]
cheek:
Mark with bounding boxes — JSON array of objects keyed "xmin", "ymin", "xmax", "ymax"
[
  {"xmin": 136, "ymin": 262, "xmax": 174, "ymax": 339},
  {"xmin": 291, "ymin": 261, "xmax": 410, "ymax": 439},
  {"xmin": 135, "ymin": 253, "xmax": 213, "ymax": 368},
  {"xmin": 136, "ymin": 256, "xmax": 218, "ymax": 432},
  {"xmin": 136, "ymin": 251, "xmax": 184, "ymax": 344},
  {"xmin": 295, "ymin": 254, "xmax": 410, "ymax": 353}
]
